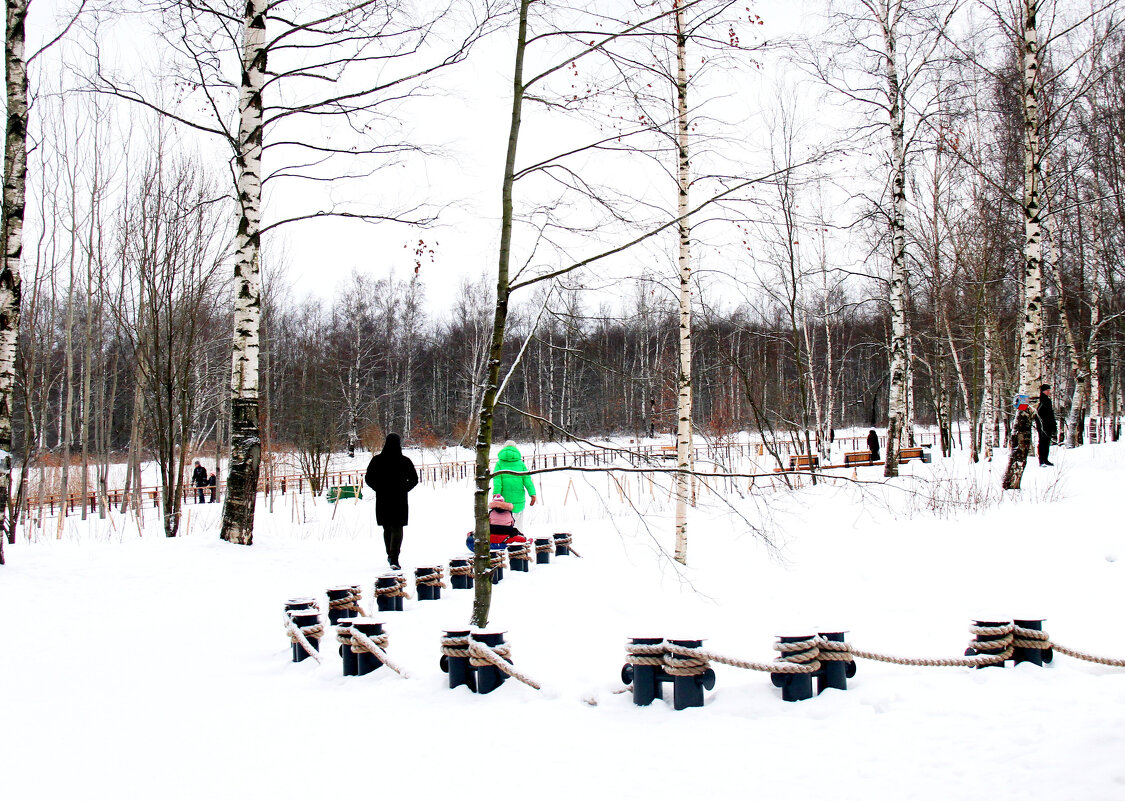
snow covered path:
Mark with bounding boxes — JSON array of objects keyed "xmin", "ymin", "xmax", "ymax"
[{"xmin": 3, "ymin": 443, "xmax": 1125, "ymax": 799}]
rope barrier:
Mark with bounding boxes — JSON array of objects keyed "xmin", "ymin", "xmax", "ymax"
[
  {"xmin": 468, "ymin": 640, "xmax": 541, "ymax": 690},
  {"xmin": 507, "ymin": 542, "xmax": 532, "ymax": 562},
  {"xmin": 373, "ymin": 574, "xmax": 412, "ymax": 600},
  {"xmin": 449, "ymin": 562, "xmax": 473, "ymax": 580},
  {"xmin": 534, "ymin": 540, "xmax": 553, "ymax": 557},
  {"xmin": 849, "ymin": 624, "xmax": 1015, "ymax": 668},
  {"xmin": 553, "ymin": 533, "xmax": 581, "ymax": 557},
  {"xmin": 1013, "ymin": 624, "xmax": 1125, "ymax": 667},
  {"xmin": 285, "ymin": 619, "xmax": 324, "ymax": 663}
]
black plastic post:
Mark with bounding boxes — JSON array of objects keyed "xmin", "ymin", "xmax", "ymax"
[
  {"xmin": 471, "ymin": 631, "xmax": 508, "ymax": 695},
  {"xmin": 326, "ymin": 585, "xmax": 361, "ymax": 624},
  {"xmin": 449, "ymin": 558, "xmax": 474, "ymax": 590},
  {"xmin": 490, "ymin": 551, "xmax": 505, "ymax": 585},
  {"xmin": 667, "ymin": 639, "xmax": 715, "ymax": 711},
  {"xmin": 815, "ymin": 631, "xmax": 855, "ymax": 694},
  {"xmin": 621, "ymin": 637, "xmax": 667, "ymax": 706},
  {"xmin": 553, "ymin": 532, "xmax": 571, "ymax": 556},
  {"xmin": 375, "ymin": 574, "xmax": 403, "ymax": 612},
  {"xmin": 353, "ymin": 619, "xmax": 385, "ymax": 676},
  {"xmin": 507, "ymin": 542, "xmax": 529, "ymax": 572},
  {"xmin": 415, "ymin": 567, "xmax": 442, "ymax": 601},
  {"xmin": 534, "ymin": 538, "xmax": 552, "ymax": 565},
  {"xmin": 337, "ymin": 619, "xmax": 359, "ymax": 676},
  {"xmin": 440, "ymin": 629, "xmax": 475, "ymax": 691},
  {"xmin": 288, "ymin": 610, "xmax": 321, "ymax": 663},
  {"xmin": 1013, "ymin": 618, "xmax": 1049, "ymax": 666},
  {"xmin": 967, "ymin": 619, "xmax": 1010, "ymax": 668},
  {"xmin": 284, "ymin": 598, "xmax": 318, "ymax": 663},
  {"xmin": 771, "ymin": 635, "xmax": 815, "ymax": 701}
]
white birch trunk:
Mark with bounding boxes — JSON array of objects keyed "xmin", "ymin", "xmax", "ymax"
[
  {"xmin": 673, "ymin": 0, "xmax": 692, "ymax": 565},
  {"xmin": 1003, "ymin": 0, "xmax": 1043, "ymax": 489},
  {"xmin": 220, "ymin": 0, "xmax": 267, "ymax": 544},
  {"xmin": 0, "ymin": 0, "xmax": 28, "ymax": 561},
  {"xmin": 882, "ymin": 2, "xmax": 909, "ymax": 478},
  {"xmin": 981, "ymin": 315, "xmax": 996, "ymax": 458}
]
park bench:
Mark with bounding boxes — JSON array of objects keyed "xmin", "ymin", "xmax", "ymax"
[
  {"xmin": 844, "ymin": 451, "xmax": 877, "ymax": 467},
  {"xmin": 327, "ymin": 485, "xmax": 362, "ymax": 503},
  {"xmin": 659, "ymin": 445, "xmax": 678, "ymax": 459},
  {"xmin": 898, "ymin": 446, "xmax": 932, "ymax": 464},
  {"xmin": 787, "ymin": 453, "xmax": 819, "ymax": 471}
]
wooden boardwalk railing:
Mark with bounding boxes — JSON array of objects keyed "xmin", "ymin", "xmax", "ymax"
[{"xmin": 19, "ymin": 432, "xmax": 939, "ymax": 520}]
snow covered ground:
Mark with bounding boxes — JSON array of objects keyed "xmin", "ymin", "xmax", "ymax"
[{"xmin": 3, "ymin": 441, "xmax": 1125, "ymax": 800}]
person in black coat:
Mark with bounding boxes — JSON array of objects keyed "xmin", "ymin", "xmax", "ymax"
[
  {"xmin": 867, "ymin": 429, "xmax": 880, "ymax": 461},
  {"xmin": 1035, "ymin": 384, "xmax": 1057, "ymax": 466},
  {"xmin": 364, "ymin": 433, "xmax": 419, "ymax": 569},
  {"xmin": 191, "ymin": 461, "xmax": 208, "ymax": 504}
]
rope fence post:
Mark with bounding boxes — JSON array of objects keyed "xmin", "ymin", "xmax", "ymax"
[
  {"xmin": 1013, "ymin": 618, "xmax": 1050, "ymax": 666},
  {"xmin": 507, "ymin": 541, "xmax": 531, "ymax": 572},
  {"xmin": 490, "ymin": 550, "xmax": 506, "ymax": 585},
  {"xmin": 350, "ymin": 619, "xmax": 397, "ymax": 676},
  {"xmin": 664, "ymin": 638, "xmax": 716, "ymax": 710},
  {"xmin": 534, "ymin": 538, "xmax": 552, "ymax": 565},
  {"xmin": 966, "ymin": 620, "xmax": 1014, "ymax": 668},
  {"xmin": 622, "ymin": 638, "xmax": 668, "ymax": 706},
  {"xmin": 374, "ymin": 573, "xmax": 407, "ymax": 612},
  {"xmin": 440, "ymin": 629, "xmax": 474, "ymax": 691},
  {"xmin": 771, "ymin": 635, "xmax": 819, "ymax": 701},
  {"xmin": 326, "ymin": 584, "xmax": 365, "ymax": 624},
  {"xmin": 415, "ymin": 566, "xmax": 445, "ymax": 601},
  {"xmin": 337, "ymin": 619, "xmax": 359, "ymax": 676},
  {"xmin": 449, "ymin": 558, "xmax": 474, "ymax": 590},
  {"xmin": 469, "ymin": 631, "xmax": 509, "ymax": 694},
  {"xmin": 816, "ymin": 631, "xmax": 856, "ymax": 694},
  {"xmin": 284, "ymin": 602, "xmax": 323, "ymax": 664}
]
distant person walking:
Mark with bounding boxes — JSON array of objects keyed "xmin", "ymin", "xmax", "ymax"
[
  {"xmin": 364, "ymin": 433, "xmax": 419, "ymax": 570},
  {"xmin": 867, "ymin": 429, "xmax": 880, "ymax": 462},
  {"xmin": 492, "ymin": 440, "xmax": 537, "ymax": 528},
  {"xmin": 208, "ymin": 472, "xmax": 217, "ymax": 503},
  {"xmin": 1036, "ymin": 384, "xmax": 1057, "ymax": 466},
  {"xmin": 192, "ymin": 460, "xmax": 208, "ymax": 504}
]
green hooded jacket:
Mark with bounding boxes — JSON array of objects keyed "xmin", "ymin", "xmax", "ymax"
[{"xmin": 492, "ymin": 444, "xmax": 536, "ymax": 512}]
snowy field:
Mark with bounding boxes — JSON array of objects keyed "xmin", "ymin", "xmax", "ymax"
[{"xmin": 3, "ymin": 440, "xmax": 1125, "ymax": 800}]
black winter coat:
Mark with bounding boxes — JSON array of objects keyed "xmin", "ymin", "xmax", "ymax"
[
  {"xmin": 1036, "ymin": 393, "xmax": 1057, "ymax": 436},
  {"xmin": 365, "ymin": 452, "xmax": 419, "ymax": 526},
  {"xmin": 192, "ymin": 465, "xmax": 208, "ymax": 487},
  {"xmin": 867, "ymin": 430, "xmax": 881, "ymax": 459}
]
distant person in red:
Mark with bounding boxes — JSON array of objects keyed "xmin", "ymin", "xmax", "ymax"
[{"xmin": 364, "ymin": 433, "xmax": 419, "ymax": 570}]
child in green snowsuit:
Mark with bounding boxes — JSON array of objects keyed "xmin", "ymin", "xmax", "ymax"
[{"xmin": 492, "ymin": 440, "xmax": 537, "ymax": 527}]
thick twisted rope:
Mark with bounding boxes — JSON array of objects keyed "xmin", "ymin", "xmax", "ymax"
[
  {"xmin": 534, "ymin": 540, "xmax": 553, "ymax": 556},
  {"xmin": 1013, "ymin": 624, "xmax": 1125, "ymax": 667},
  {"xmin": 468, "ymin": 640, "xmax": 542, "ymax": 690},
  {"xmin": 416, "ymin": 566, "xmax": 446, "ymax": 589},
  {"xmin": 373, "ymin": 575, "xmax": 412, "ymax": 600},
  {"xmin": 285, "ymin": 618, "xmax": 324, "ymax": 663},
  {"xmin": 441, "ymin": 634, "xmax": 471, "ymax": 658},
  {"xmin": 507, "ymin": 542, "xmax": 532, "ymax": 562},
  {"xmin": 348, "ymin": 627, "xmax": 409, "ymax": 677},
  {"xmin": 449, "ymin": 561, "xmax": 473, "ymax": 579},
  {"xmin": 327, "ymin": 587, "xmax": 366, "ymax": 617},
  {"xmin": 850, "ymin": 624, "xmax": 1015, "ymax": 667},
  {"xmin": 489, "ymin": 551, "xmax": 506, "ymax": 574},
  {"xmin": 625, "ymin": 642, "xmax": 666, "ymax": 668}
]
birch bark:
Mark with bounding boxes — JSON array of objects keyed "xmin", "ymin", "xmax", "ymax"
[
  {"xmin": 1002, "ymin": 0, "xmax": 1043, "ymax": 489},
  {"xmin": 673, "ymin": 0, "xmax": 693, "ymax": 565},
  {"xmin": 0, "ymin": 0, "xmax": 28, "ymax": 561},
  {"xmin": 220, "ymin": 0, "xmax": 267, "ymax": 545}
]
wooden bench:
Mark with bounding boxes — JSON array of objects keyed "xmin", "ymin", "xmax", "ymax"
[
  {"xmin": 659, "ymin": 445, "xmax": 678, "ymax": 460},
  {"xmin": 898, "ymin": 446, "xmax": 931, "ymax": 464},
  {"xmin": 787, "ymin": 453, "xmax": 820, "ymax": 470},
  {"xmin": 844, "ymin": 451, "xmax": 876, "ymax": 466}
]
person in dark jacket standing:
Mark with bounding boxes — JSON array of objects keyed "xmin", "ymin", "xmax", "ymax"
[
  {"xmin": 192, "ymin": 461, "xmax": 208, "ymax": 504},
  {"xmin": 867, "ymin": 429, "xmax": 881, "ymax": 462},
  {"xmin": 364, "ymin": 433, "xmax": 419, "ymax": 569},
  {"xmin": 1035, "ymin": 384, "xmax": 1057, "ymax": 466}
]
